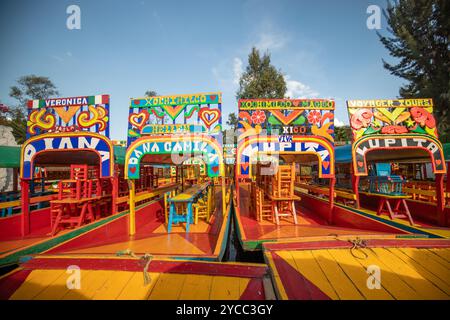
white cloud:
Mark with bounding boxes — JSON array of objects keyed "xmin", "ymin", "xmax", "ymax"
[
  {"xmin": 255, "ymin": 32, "xmax": 287, "ymax": 52},
  {"xmin": 232, "ymin": 58, "xmax": 243, "ymax": 85},
  {"xmin": 335, "ymin": 117, "xmax": 345, "ymax": 127},
  {"xmin": 284, "ymin": 75, "xmax": 319, "ymax": 99}
]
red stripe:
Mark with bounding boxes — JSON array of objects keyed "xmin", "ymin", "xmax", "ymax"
[
  {"xmin": 264, "ymin": 238, "xmax": 450, "ymax": 252},
  {"xmin": 27, "ymin": 100, "xmax": 33, "ymax": 108},
  {"xmin": 271, "ymin": 252, "xmax": 330, "ymax": 300},
  {"xmin": 0, "ymin": 269, "xmax": 32, "ymax": 300},
  {"xmin": 239, "ymin": 278, "xmax": 266, "ymax": 300},
  {"xmin": 102, "ymin": 95, "xmax": 109, "ymax": 104},
  {"xmin": 22, "ymin": 258, "xmax": 267, "ymax": 278}
]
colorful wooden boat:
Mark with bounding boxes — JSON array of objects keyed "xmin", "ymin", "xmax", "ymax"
[
  {"xmin": 0, "ymin": 255, "xmax": 271, "ymax": 300},
  {"xmin": 5, "ymin": 92, "xmax": 233, "ymax": 263},
  {"xmin": 294, "ymin": 99, "xmax": 449, "ymax": 240},
  {"xmin": 233, "ymin": 99, "xmax": 421, "ymax": 252},
  {"xmin": 263, "ymin": 237, "xmax": 450, "ymax": 300},
  {"xmin": 1, "ymin": 95, "xmax": 125, "ymax": 267}
]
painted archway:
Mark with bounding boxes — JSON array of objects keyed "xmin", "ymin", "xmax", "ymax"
[
  {"xmin": 236, "ymin": 135, "xmax": 335, "ymax": 179},
  {"xmin": 352, "ymin": 134, "xmax": 446, "ymax": 176},
  {"xmin": 21, "ymin": 132, "xmax": 114, "ymax": 179},
  {"xmin": 125, "ymin": 134, "xmax": 224, "ymax": 179}
]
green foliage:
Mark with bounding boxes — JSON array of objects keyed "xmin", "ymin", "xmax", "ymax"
[
  {"xmin": 335, "ymin": 125, "xmax": 352, "ymax": 144},
  {"xmin": 226, "ymin": 112, "xmax": 239, "ymax": 130},
  {"xmin": 237, "ymin": 47, "xmax": 287, "ymax": 99},
  {"xmin": 8, "ymin": 74, "xmax": 59, "ymax": 144},
  {"xmin": 378, "ymin": 0, "xmax": 450, "ymax": 140}
]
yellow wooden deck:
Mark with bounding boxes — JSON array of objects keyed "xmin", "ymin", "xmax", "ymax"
[
  {"xmin": 3, "ymin": 257, "xmax": 269, "ymax": 300},
  {"xmin": 265, "ymin": 245, "xmax": 450, "ymax": 300}
]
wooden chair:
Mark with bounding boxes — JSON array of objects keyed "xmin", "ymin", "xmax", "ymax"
[
  {"xmin": 256, "ymin": 188, "xmax": 274, "ymax": 222},
  {"xmin": 272, "ymin": 164, "xmax": 295, "ymax": 198}
]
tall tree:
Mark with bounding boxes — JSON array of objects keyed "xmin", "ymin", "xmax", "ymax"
[
  {"xmin": 10, "ymin": 75, "xmax": 59, "ymax": 110},
  {"xmin": 8, "ymin": 75, "xmax": 59, "ymax": 144},
  {"xmin": 237, "ymin": 47, "xmax": 287, "ymax": 99},
  {"xmin": 226, "ymin": 112, "xmax": 239, "ymax": 131},
  {"xmin": 378, "ymin": 0, "xmax": 450, "ymax": 140}
]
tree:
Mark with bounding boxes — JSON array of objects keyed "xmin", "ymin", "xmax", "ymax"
[
  {"xmin": 236, "ymin": 47, "xmax": 287, "ymax": 99},
  {"xmin": 378, "ymin": 0, "xmax": 450, "ymax": 141},
  {"xmin": 144, "ymin": 90, "xmax": 157, "ymax": 97},
  {"xmin": 8, "ymin": 75, "xmax": 59, "ymax": 144},
  {"xmin": 226, "ymin": 112, "xmax": 239, "ymax": 131},
  {"xmin": 334, "ymin": 125, "xmax": 352, "ymax": 144},
  {"xmin": 10, "ymin": 75, "xmax": 59, "ymax": 110}
]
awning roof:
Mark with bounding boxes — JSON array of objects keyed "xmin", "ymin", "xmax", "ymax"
[{"xmin": 0, "ymin": 146, "xmax": 21, "ymax": 168}]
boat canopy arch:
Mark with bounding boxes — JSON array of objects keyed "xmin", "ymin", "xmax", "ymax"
[
  {"xmin": 236, "ymin": 98, "xmax": 336, "ymax": 179},
  {"xmin": 125, "ymin": 134, "xmax": 224, "ymax": 179},
  {"xmin": 20, "ymin": 132, "xmax": 114, "ymax": 179},
  {"xmin": 347, "ymin": 99, "xmax": 446, "ymax": 176}
]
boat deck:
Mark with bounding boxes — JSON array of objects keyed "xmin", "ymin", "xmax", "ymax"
[
  {"xmin": 235, "ymin": 185, "xmax": 398, "ymax": 251},
  {"xmin": 42, "ymin": 189, "xmax": 231, "ymax": 261},
  {"xmin": 263, "ymin": 238, "xmax": 450, "ymax": 300},
  {"xmin": 0, "ymin": 256, "xmax": 271, "ymax": 300}
]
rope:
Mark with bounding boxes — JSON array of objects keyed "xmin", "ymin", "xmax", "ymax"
[
  {"xmin": 116, "ymin": 249, "xmax": 153, "ymax": 285},
  {"xmin": 328, "ymin": 234, "xmax": 368, "ymax": 260}
]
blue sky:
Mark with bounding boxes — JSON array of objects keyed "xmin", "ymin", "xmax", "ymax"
[{"xmin": 0, "ymin": 0, "xmax": 404, "ymax": 140}]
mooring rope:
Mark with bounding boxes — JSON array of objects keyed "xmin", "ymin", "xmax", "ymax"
[
  {"xmin": 116, "ymin": 249, "xmax": 153, "ymax": 285},
  {"xmin": 328, "ymin": 234, "xmax": 368, "ymax": 260}
]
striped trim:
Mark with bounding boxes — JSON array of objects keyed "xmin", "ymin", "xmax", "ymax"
[{"xmin": 27, "ymin": 94, "xmax": 109, "ymax": 109}]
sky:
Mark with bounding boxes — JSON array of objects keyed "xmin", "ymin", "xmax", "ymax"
[{"xmin": 0, "ymin": 0, "xmax": 405, "ymax": 141}]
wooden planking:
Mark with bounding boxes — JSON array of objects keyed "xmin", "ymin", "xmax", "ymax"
[
  {"xmin": 326, "ymin": 249, "xmax": 393, "ymax": 300},
  {"xmin": 278, "ymin": 250, "xmax": 339, "ymax": 299},
  {"xmin": 10, "ymin": 269, "xmax": 66, "ymax": 300},
  {"xmin": 389, "ymin": 248, "xmax": 450, "ymax": 294},
  {"xmin": 92, "ymin": 271, "xmax": 135, "ymax": 300},
  {"xmin": 370, "ymin": 248, "xmax": 449, "ymax": 299},
  {"xmin": 209, "ymin": 276, "xmax": 245, "ymax": 300},
  {"xmin": 341, "ymin": 248, "xmax": 419, "ymax": 300},
  {"xmin": 269, "ymin": 246, "xmax": 450, "ymax": 300},
  {"xmin": 429, "ymin": 248, "xmax": 450, "ymax": 263},
  {"xmin": 148, "ymin": 273, "xmax": 187, "ymax": 300},
  {"xmin": 116, "ymin": 272, "xmax": 160, "ymax": 300},
  {"xmin": 178, "ymin": 274, "xmax": 213, "ymax": 300},
  {"xmin": 61, "ymin": 270, "xmax": 112, "ymax": 300}
]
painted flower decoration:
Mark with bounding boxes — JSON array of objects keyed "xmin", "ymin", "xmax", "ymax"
[
  {"xmin": 307, "ymin": 110, "xmax": 322, "ymax": 125},
  {"xmin": 251, "ymin": 110, "xmax": 266, "ymax": 124}
]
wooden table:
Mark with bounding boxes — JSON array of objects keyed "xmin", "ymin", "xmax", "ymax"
[
  {"xmin": 361, "ymin": 192, "xmax": 414, "ymax": 225},
  {"xmin": 50, "ymin": 196, "xmax": 100, "ymax": 236},
  {"xmin": 167, "ymin": 182, "xmax": 210, "ymax": 233},
  {"xmin": 267, "ymin": 194, "xmax": 301, "ymax": 225}
]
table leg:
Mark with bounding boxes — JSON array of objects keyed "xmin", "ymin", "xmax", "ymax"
[
  {"xmin": 51, "ymin": 205, "xmax": 63, "ymax": 236},
  {"xmin": 291, "ymin": 201, "xmax": 298, "ymax": 225},
  {"xmin": 168, "ymin": 203, "xmax": 174, "ymax": 233},
  {"xmin": 77, "ymin": 203, "xmax": 88, "ymax": 227},
  {"xmin": 274, "ymin": 202, "xmax": 280, "ymax": 225},
  {"xmin": 385, "ymin": 199, "xmax": 394, "ymax": 220},
  {"xmin": 376, "ymin": 199, "xmax": 385, "ymax": 216},
  {"xmin": 186, "ymin": 202, "xmax": 192, "ymax": 233},
  {"xmin": 401, "ymin": 199, "xmax": 414, "ymax": 225}
]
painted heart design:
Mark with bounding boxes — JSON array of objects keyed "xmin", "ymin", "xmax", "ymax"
[
  {"xmin": 199, "ymin": 108, "xmax": 220, "ymax": 128},
  {"xmin": 357, "ymin": 161, "xmax": 364, "ymax": 168},
  {"xmin": 322, "ymin": 161, "xmax": 330, "ymax": 170},
  {"xmin": 129, "ymin": 110, "xmax": 149, "ymax": 130},
  {"xmin": 212, "ymin": 166, "xmax": 219, "ymax": 173},
  {"xmin": 209, "ymin": 95, "xmax": 217, "ymax": 102},
  {"xmin": 436, "ymin": 159, "xmax": 442, "ymax": 166},
  {"xmin": 130, "ymin": 166, "xmax": 137, "ymax": 174}
]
